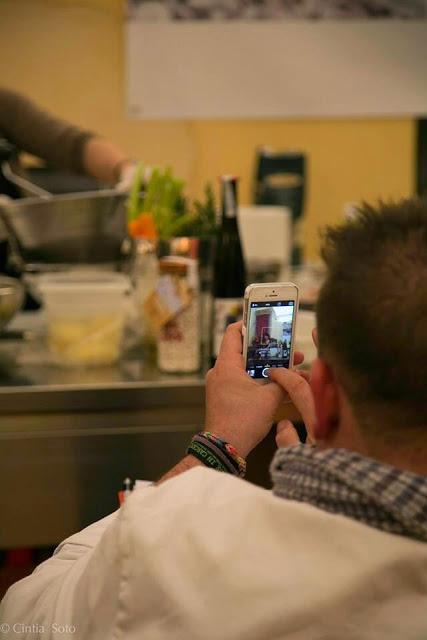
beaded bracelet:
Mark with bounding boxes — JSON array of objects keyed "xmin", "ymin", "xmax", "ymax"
[{"xmin": 187, "ymin": 431, "xmax": 247, "ymax": 478}]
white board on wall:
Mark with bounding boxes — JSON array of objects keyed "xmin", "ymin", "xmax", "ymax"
[{"xmin": 126, "ymin": 21, "xmax": 427, "ymax": 119}]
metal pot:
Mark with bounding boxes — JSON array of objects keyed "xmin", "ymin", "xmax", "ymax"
[{"xmin": 0, "ymin": 189, "xmax": 128, "ymax": 267}]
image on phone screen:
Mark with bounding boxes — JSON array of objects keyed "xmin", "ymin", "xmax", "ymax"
[{"xmin": 245, "ymin": 300, "xmax": 295, "ymax": 379}]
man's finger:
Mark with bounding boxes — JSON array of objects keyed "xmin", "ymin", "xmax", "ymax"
[
  {"xmin": 293, "ymin": 350, "xmax": 304, "ymax": 366},
  {"xmin": 216, "ymin": 322, "xmax": 244, "ymax": 367},
  {"xmin": 276, "ymin": 420, "xmax": 300, "ymax": 447},
  {"xmin": 268, "ymin": 367, "xmax": 316, "ymax": 436}
]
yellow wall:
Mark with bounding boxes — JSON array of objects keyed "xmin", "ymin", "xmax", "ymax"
[{"xmin": 0, "ymin": 0, "xmax": 415, "ymax": 259}]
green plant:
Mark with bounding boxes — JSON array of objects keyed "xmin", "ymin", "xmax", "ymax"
[{"xmin": 127, "ymin": 164, "xmax": 217, "ymax": 239}]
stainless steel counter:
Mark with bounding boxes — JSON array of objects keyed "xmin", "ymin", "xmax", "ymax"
[
  {"xmin": 0, "ymin": 315, "xmax": 207, "ymax": 548},
  {"xmin": 0, "ymin": 351, "xmax": 205, "ymax": 414}
]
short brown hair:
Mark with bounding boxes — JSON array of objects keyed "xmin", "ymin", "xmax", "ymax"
[{"xmin": 317, "ymin": 198, "xmax": 427, "ymax": 432}]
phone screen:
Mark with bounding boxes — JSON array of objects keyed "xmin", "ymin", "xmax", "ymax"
[{"xmin": 245, "ymin": 300, "xmax": 296, "ymax": 379}]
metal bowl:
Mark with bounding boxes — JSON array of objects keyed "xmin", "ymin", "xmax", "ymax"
[
  {"xmin": 0, "ymin": 190, "xmax": 127, "ymax": 266},
  {"xmin": 0, "ymin": 277, "xmax": 24, "ymax": 331}
]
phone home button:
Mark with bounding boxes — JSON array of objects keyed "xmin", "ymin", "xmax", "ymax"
[{"xmin": 262, "ymin": 366, "xmax": 271, "ymax": 378}]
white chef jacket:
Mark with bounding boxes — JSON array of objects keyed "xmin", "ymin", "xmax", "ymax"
[{"xmin": 1, "ymin": 467, "xmax": 427, "ymax": 640}]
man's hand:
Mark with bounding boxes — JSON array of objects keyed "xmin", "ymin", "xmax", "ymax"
[
  {"xmin": 158, "ymin": 322, "xmax": 306, "ymax": 484},
  {"xmin": 205, "ymin": 322, "xmax": 304, "ymax": 458},
  {"xmin": 268, "ymin": 326, "xmax": 318, "ymax": 447}
]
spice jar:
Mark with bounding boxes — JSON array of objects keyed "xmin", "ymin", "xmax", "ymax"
[{"xmin": 157, "ymin": 257, "xmax": 201, "ymax": 373}]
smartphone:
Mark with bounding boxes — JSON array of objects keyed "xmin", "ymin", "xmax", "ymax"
[{"xmin": 242, "ymin": 282, "xmax": 299, "ymax": 381}]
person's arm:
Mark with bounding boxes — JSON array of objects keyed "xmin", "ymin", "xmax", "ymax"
[
  {"xmin": 81, "ymin": 136, "xmax": 133, "ymax": 185},
  {"xmin": 157, "ymin": 322, "xmax": 305, "ymax": 485},
  {"xmin": 2, "ymin": 466, "xmax": 269, "ymax": 639},
  {"xmin": 157, "ymin": 455, "xmax": 202, "ymax": 484},
  {"xmin": 0, "ymin": 88, "xmax": 131, "ymax": 184},
  {"xmin": 0, "ymin": 512, "xmax": 119, "ymax": 637}
]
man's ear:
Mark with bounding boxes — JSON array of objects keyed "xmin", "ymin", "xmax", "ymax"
[{"xmin": 310, "ymin": 358, "xmax": 340, "ymax": 442}]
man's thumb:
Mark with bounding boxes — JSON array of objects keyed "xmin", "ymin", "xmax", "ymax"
[{"xmin": 276, "ymin": 420, "xmax": 300, "ymax": 448}]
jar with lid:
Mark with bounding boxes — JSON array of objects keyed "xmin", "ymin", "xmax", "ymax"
[{"xmin": 157, "ymin": 257, "xmax": 201, "ymax": 373}]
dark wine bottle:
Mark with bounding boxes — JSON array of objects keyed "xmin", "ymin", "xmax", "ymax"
[{"xmin": 212, "ymin": 175, "xmax": 247, "ymax": 359}]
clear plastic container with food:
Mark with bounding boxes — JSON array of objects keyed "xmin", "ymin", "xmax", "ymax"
[{"xmin": 38, "ymin": 272, "xmax": 130, "ymax": 367}]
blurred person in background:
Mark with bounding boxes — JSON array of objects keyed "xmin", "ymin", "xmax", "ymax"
[
  {"xmin": 0, "ymin": 87, "xmax": 138, "ymax": 307},
  {"xmin": 1, "ymin": 198, "xmax": 427, "ymax": 639},
  {"xmin": 0, "ymin": 87, "xmax": 136, "ymax": 198}
]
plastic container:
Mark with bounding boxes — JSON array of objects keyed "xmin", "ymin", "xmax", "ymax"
[{"xmin": 38, "ymin": 272, "xmax": 130, "ymax": 367}]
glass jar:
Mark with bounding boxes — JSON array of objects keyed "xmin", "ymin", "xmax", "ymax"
[{"xmin": 157, "ymin": 257, "xmax": 201, "ymax": 374}]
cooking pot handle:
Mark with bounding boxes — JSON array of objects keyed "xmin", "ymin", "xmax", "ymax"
[{"xmin": 1, "ymin": 160, "xmax": 52, "ymax": 199}]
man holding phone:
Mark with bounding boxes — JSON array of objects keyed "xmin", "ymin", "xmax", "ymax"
[{"xmin": 2, "ymin": 199, "xmax": 427, "ymax": 639}]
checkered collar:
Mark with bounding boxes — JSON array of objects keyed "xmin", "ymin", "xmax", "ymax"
[{"xmin": 271, "ymin": 445, "xmax": 427, "ymax": 543}]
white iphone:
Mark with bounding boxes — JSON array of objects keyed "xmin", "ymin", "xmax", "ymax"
[{"xmin": 242, "ymin": 282, "xmax": 299, "ymax": 381}]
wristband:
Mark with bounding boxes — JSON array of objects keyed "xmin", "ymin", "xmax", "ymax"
[
  {"xmin": 187, "ymin": 440, "xmax": 230, "ymax": 474},
  {"xmin": 187, "ymin": 432, "xmax": 247, "ymax": 478}
]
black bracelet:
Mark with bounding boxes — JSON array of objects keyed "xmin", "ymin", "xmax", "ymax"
[
  {"xmin": 191, "ymin": 435, "xmax": 239, "ymax": 475},
  {"xmin": 192, "ymin": 432, "xmax": 247, "ymax": 477},
  {"xmin": 187, "ymin": 441, "xmax": 231, "ymax": 474}
]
